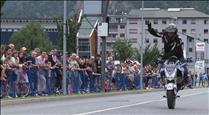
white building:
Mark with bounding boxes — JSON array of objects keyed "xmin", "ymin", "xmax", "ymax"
[
  {"xmin": 126, "ymin": 8, "xmax": 209, "ymax": 49},
  {"xmin": 98, "ymin": 15, "xmax": 127, "ymax": 54}
]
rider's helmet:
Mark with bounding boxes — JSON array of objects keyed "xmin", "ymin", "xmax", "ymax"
[
  {"xmin": 165, "ymin": 23, "xmax": 177, "ymax": 33},
  {"xmin": 164, "ymin": 23, "xmax": 178, "ymax": 40}
]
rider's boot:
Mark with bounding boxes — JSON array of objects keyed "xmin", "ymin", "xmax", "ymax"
[{"xmin": 183, "ymin": 75, "xmax": 193, "ymax": 89}]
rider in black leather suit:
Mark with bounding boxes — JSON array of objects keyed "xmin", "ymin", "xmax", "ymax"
[{"xmin": 146, "ymin": 21, "xmax": 191, "ymax": 89}]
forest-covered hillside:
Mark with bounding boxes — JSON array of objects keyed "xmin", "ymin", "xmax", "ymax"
[{"xmin": 1, "ymin": 1, "xmax": 208, "ymax": 18}]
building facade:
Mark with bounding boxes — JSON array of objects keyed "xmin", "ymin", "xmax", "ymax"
[{"xmin": 0, "ymin": 18, "xmax": 59, "ymax": 45}]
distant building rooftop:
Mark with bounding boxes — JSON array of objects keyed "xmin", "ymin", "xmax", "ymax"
[{"xmin": 128, "ymin": 8, "xmax": 209, "ymax": 18}]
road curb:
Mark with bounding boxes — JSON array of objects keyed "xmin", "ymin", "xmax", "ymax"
[{"xmin": 1, "ymin": 89, "xmax": 163, "ymax": 106}]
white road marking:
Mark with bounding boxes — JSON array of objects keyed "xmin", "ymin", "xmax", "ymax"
[{"xmin": 74, "ymin": 91, "xmax": 207, "ymax": 115}]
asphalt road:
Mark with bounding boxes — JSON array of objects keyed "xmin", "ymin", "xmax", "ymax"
[{"xmin": 1, "ymin": 88, "xmax": 208, "ymax": 115}]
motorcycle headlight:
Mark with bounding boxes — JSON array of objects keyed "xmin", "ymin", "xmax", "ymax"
[{"xmin": 165, "ymin": 65, "xmax": 176, "ymax": 75}]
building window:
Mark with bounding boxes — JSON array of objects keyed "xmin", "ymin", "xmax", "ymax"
[
  {"xmin": 153, "ymin": 19, "xmax": 158, "ymax": 24},
  {"xmin": 182, "ymin": 29, "xmax": 187, "ymax": 34},
  {"xmin": 204, "ymin": 19, "xmax": 208, "ymax": 24},
  {"xmin": 153, "ymin": 39, "xmax": 158, "ymax": 44},
  {"xmin": 112, "ymin": 34, "xmax": 117, "ymax": 38},
  {"xmin": 116, "ymin": 18, "xmax": 121, "ymax": 23},
  {"xmin": 146, "ymin": 39, "xmax": 149, "ymax": 43},
  {"xmin": 78, "ymin": 39, "xmax": 90, "ymax": 51},
  {"xmin": 7, "ymin": 29, "xmax": 12, "ymax": 32},
  {"xmin": 204, "ymin": 29, "xmax": 208, "ymax": 34},
  {"xmin": 191, "ymin": 19, "xmax": 196, "ymax": 24},
  {"xmin": 109, "ymin": 34, "xmax": 117, "ymax": 38},
  {"xmin": 182, "ymin": 20, "xmax": 187, "ymax": 24},
  {"xmin": 189, "ymin": 38, "xmax": 193, "ymax": 42},
  {"xmin": 120, "ymin": 25, "xmax": 125, "ymax": 29},
  {"xmin": 109, "ymin": 25, "xmax": 117, "ymax": 30},
  {"xmin": 129, "ymin": 38, "xmax": 137, "ymax": 43},
  {"xmin": 129, "ymin": 19, "xmax": 138, "ymax": 24},
  {"xmin": 1, "ymin": 29, "xmax": 6, "ymax": 32},
  {"xmin": 107, "ymin": 43, "xmax": 112, "ymax": 47},
  {"xmin": 162, "ymin": 20, "xmax": 167, "ymax": 24},
  {"xmin": 191, "ymin": 29, "xmax": 196, "ymax": 34},
  {"xmin": 189, "ymin": 48, "xmax": 193, "ymax": 52},
  {"xmin": 129, "ymin": 29, "xmax": 138, "ymax": 34},
  {"xmin": 129, "ymin": 21, "xmax": 137, "ymax": 24},
  {"xmin": 14, "ymin": 29, "xmax": 18, "ymax": 32},
  {"xmin": 204, "ymin": 39, "xmax": 208, "ymax": 43},
  {"xmin": 120, "ymin": 33, "xmax": 125, "ymax": 38}
]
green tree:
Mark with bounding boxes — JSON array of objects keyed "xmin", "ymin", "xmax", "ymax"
[
  {"xmin": 134, "ymin": 44, "xmax": 160, "ymax": 66},
  {"xmin": 113, "ymin": 39, "xmax": 134, "ymax": 61},
  {"xmin": 10, "ymin": 21, "xmax": 52, "ymax": 51},
  {"xmin": 56, "ymin": 13, "xmax": 82, "ymax": 54},
  {"xmin": 113, "ymin": 39, "xmax": 160, "ymax": 65},
  {"xmin": 0, "ymin": 0, "xmax": 6, "ymax": 16}
]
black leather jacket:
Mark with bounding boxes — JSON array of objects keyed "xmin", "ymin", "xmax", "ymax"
[{"xmin": 147, "ymin": 25, "xmax": 184, "ymax": 60}]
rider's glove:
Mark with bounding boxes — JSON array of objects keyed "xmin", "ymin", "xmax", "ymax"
[{"xmin": 145, "ymin": 20, "xmax": 152, "ymax": 29}]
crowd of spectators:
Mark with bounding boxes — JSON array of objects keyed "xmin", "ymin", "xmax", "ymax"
[{"xmin": 1, "ymin": 44, "xmax": 208, "ymax": 98}]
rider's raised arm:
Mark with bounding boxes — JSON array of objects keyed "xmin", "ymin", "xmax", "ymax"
[{"xmin": 146, "ymin": 20, "xmax": 162, "ymax": 38}]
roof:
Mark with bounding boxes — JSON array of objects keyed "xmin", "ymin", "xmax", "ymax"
[
  {"xmin": 128, "ymin": 8, "xmax": 209, "ymax": 18},
  {"xmin": 77, "ymin": 17, "xmax": 101, "ymax": 38}
]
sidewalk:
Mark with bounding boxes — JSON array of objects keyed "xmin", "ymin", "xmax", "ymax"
[{"xmin": 1, "ymin": 88, "xmax": 163, "ymax": 106}]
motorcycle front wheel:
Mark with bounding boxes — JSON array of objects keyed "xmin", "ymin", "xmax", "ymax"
[{"xmin": 166, "ymin": 90, "xmax": 176, "ymax": 109}]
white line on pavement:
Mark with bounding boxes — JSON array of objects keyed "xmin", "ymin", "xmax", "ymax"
[{"xmin": 74, "ymin": 91, "xmax": 208, "ymax": 115}]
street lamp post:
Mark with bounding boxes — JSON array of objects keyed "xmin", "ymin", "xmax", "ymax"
[
  {"xmin": 101, "ymin": 0, "xmax": 109, "ymax": 89},
  {"xmin": 63, "ymin": 0, "xmax": 67, "ymax": 95},
  {"xmin": 140, "ymin": 0, "xmax": 144, "ymax": 90}
]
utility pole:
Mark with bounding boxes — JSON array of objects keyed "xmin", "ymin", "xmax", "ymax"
[
  {"xmin": 101, "ymin": 0, "xmax": 109, "ymax": 89},
  {"xmin": 140, "ymin": 0, "xmax": 144, "ymax": 90},
  {"xmin": 63, "ymin": 0, "xmax": 67, "ymax": 95}
]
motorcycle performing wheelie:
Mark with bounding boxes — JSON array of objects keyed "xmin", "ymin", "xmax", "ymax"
[
  {"xmin": 146, "ymin": 21, "xmax": 191, "ymax": 109},
  {"xmin": 159, "ymin": 56, "xmax": 188, "ymax": 109}
]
